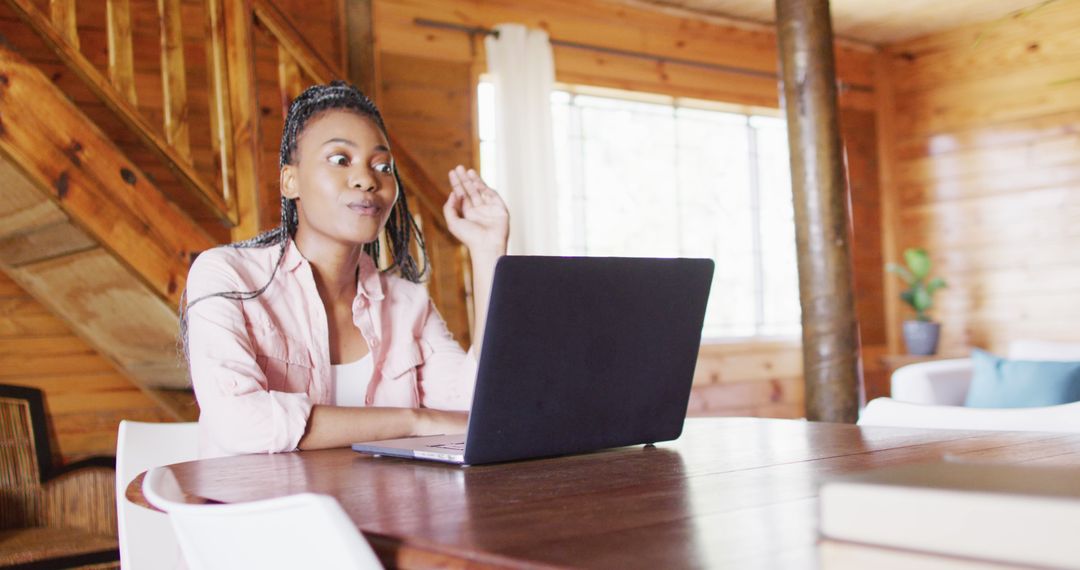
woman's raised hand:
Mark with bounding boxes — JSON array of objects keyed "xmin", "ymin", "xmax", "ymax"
[{"xmin": 443, "ymin": 165, "xmax": 509, "ymax": 256}]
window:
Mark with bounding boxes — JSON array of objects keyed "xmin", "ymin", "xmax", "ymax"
[{"xmin": 478, "ymin": 82, "xmax": 801, "ymax": 340}]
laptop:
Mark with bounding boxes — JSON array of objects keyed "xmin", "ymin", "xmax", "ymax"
[{"xmin": 352, "ymin": 255, "xmax": 715, "ymax": 465}]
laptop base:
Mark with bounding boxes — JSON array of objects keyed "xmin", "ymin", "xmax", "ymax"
[{"xmin": 353, "ymin": 434, "xmax": 467, "ymax": 464}]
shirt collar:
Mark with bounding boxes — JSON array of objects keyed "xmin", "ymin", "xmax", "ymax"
[
  {"xmin": 282, "ymin": 238, "xmax": 384, "ymax": 301},
  {"xmin": 355, "ymin": 251, "xmax": 385, "ymax": 301},
  {"xmin": 282, "ymin": 238, "xmax": 306, "ymax": 272}
]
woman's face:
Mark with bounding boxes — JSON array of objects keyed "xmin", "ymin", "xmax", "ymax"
[{"xmin": 281, "ymin": 109, "xmax": 398, "ymax": 247}]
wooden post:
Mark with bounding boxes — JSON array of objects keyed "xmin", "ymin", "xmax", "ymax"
[
  {"xmin": 345, "ymin": 0, "xmax": 379, "ymax": 101},
  {"xmin": 775, "ymin": 0, "xmax": 860, "ymax": 423},
  {"xmin": 158, "ymin": 0, "xmax": 191, "ymax": 160},
  {"xmin": 49, "ymin": 0, "xmax": 78, "ymax": 49},
  {"xmin": 224, "ymin": 0, "xmax": 262, "ymax": 241},
  {"xmin": 205, "ymin": 0, "xmax": 236, "ymax": 217},
  {"xmin": 106, "ymin": 0, "xmax": 137, "ymax": 105},
  {"xmin": 277, "ymin": 45, "xmax": 304, "ymax": 117}
]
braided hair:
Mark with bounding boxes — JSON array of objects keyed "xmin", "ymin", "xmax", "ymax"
[{"xmin": 179, "ymin": 81, "xmax": 428, "ymax": 362}]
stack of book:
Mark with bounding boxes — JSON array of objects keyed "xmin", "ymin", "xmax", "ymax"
[{"xmin": 818, "ymin": 460, "xmax": 1080, "ymax": 569}]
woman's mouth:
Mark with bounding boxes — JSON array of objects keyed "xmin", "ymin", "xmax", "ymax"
[{"xmin": 346, "ymin": 201, "xmax": 382, "ymax": 216}]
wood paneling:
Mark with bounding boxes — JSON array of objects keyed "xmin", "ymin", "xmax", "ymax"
[
  {"xmin": 266, "ymin": 0, "xmax": 343, "ymax": 70},
  {"xmin": 0, "ymin": 270, "xmax": 174, "ymax": 460},
  {"xmin": 618, "ymin": 0, "xmax": 1043, "ymax": 45},
  {"xmin": 686, "ymin": 342, "xmax": 804, "ymax": 418},
  {"xmin": 878, "ymin": 0, "xmax": 1080, "ymax": 355},
  {"xmin": 373, "ymin": 0, "xmax": 876, "ymax": 110},
  {"xmin": 379, "ymin": 53, "xmax": 475, "ymax": 343}
]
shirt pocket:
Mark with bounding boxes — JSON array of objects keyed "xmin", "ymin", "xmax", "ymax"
[
  {"xmin": 249, "ymin": 325, "xmax": 314, "ymax": 394},
  {"xmin": 376, "ymin": 342, "xmax": 424, "ymax": 407}
]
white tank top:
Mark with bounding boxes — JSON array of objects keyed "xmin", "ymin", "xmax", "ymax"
[{"xmin": 331, "ymin": 353, "xmax": 374, "ymax": 407}]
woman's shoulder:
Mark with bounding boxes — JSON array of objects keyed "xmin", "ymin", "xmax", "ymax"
[{"xmin": 187, "ymin": 244, "xmax": 283, "ymax": 296}]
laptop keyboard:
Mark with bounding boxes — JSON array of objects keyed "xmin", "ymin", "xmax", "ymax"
[{"xmin": 428, "ymin": 441, "xmax": 466, "ymax": 451}]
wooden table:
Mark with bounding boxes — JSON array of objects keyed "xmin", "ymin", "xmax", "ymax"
[{"xmin": 131, "ymin": 418, "xmax": 1080, "ymax": 568}]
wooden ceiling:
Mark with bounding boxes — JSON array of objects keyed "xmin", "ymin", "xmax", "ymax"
[{"xmin": 618, "ymin": 0, "xmax": 1048, "ymax": 45}]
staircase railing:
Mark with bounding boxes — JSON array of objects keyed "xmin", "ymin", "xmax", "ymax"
[{"xmin": 4, "ymin": 0, "xmax": 238, "ymax": 227}]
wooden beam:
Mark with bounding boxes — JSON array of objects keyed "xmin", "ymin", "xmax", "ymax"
[
  {"xmin": 776, "ymin": 0, "xmax": 860, "ymax": 423},
  {"xmin": 224, "ymin": 0, "xmax": 262, "ymax": 240},
  {"xmin": 49, "ymin": 0, "xmax": 78, "ymax": 50},
  {"xmin": 345, "ymin": 0, "xmax": 378, "ymax": 100},
  {"xmin": 157, "ymin": 0, "xmax": 191, "ymax": 159},
  {"xmin": 204, "ymin": 0, "xmax": 236, "ymax": 212},
  {"xmin": 106, "ymin": 0, "xmax": 137, "ymax": 105}
]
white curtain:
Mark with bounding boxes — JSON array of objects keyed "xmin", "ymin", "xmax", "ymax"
[{"xmin": 484, "ymin": 24, "xmax": 559, "ymax": 255}]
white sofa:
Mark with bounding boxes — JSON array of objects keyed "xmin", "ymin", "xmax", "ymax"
[{"xmin": 858, "ymin": 340, "xmax": 1080, "ymax": 433}]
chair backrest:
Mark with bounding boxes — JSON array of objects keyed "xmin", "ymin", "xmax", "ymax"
[
  {"xmin": 1, "ymin": 385, "xmax": 55, "ymax": 530},
  {"xmin": 859, "ymin": 397, "xmax": 1080, "ymax": 433},
  {"xmin": 142, "ymin": 467, "xmax": 383, "ymax": 570},
  {"xmin": 116, "ymin": 421, "xmax": 200, "ymax": 570}
]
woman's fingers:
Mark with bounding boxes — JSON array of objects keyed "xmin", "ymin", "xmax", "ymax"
[
  {"xmin": 457, "ymin": 165, "xmax": 485, "ymax": 207},
  {"xmin": 466, "ymin": 169, "xmax": 492, "ymax": 203},
  {"xmin": 447, "ymin": 167, "xmax": 470, "ymax": 207},
  {"xmin": 451, "ymin": 165, "xmax": 505, "ymax": 213},
  {"xmin": 443, "ymin": 187, "xmax": 464, "ymax": 221}
]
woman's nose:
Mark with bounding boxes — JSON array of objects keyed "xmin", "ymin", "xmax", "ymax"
[{"xmin": 350, "ymin": 169, "xmax": 376, "ymax": 192}]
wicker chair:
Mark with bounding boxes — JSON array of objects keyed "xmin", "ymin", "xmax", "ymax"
[{"xmin": 0, "ymin": 384, "xmax": 120, "ymax": 568}]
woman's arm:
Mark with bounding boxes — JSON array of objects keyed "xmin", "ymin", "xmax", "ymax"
[
  {"xmin": 297, "ymin": 406, "xmax": 467, "ymax": 450},
  {"xmin": 443, "ymin": 166, "xmax": 510, "ymax": 355},
  {"xmin": 186, "ymin": 251, "xmax": 315, "ymax": 455}
]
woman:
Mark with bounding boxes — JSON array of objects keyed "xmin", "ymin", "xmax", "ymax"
[{"xmin": 183, "ymin": 81, "xmax": 509, "ymax": 457}]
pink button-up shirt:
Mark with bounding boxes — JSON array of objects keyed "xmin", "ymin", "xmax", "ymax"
[{"xmin": 185, "ymin": 239, "xmax": 477, "ymax": 458}]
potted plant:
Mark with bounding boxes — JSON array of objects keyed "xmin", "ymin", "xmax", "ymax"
[{"xmin": 887, "ymin": 248, "xmax": 947, "ymax": 355}]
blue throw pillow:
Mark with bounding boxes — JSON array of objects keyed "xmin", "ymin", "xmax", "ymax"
[{"xmin": 964, "ymin": 349, "xmax": 1080, "ymax": 408}]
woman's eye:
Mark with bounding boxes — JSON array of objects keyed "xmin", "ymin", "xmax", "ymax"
[
  {"xmin": 374, "ymin": 162, "xmax": 393, "ymax": 174},
  {"xmin": 328, "ymin": 154, "xmax": 350, "ymax": 166}
]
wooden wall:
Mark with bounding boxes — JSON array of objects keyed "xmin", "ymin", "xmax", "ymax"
[
  {"xmin": 0, "ymin": 271, "xmax": 174, "ymax": 460},
  {"xmin": 878, "ymin": 0, "xmax": 1080, "ymax": 355},
  {"xmin": 687, "ymin": 341, "xmax": 804, "ymax": 418},
  {"xmin": 371, "ymin": 0, "xmax": 886, "ymax": 417}
]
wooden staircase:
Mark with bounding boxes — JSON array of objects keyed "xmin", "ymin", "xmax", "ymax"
[{"xmin": 0, "ymin": 0, "xmax": 471, "ymax": 421}]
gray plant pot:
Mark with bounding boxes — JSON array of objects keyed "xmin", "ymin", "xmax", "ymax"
[{"xmin": 903, "ymin": 320, "xmax": 941, "ymax": 355}]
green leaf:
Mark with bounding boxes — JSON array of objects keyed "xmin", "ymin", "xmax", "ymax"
[
  {"xmin": 900, "ymin": 290, "xmax": 915, "ymax": 308},
  {"xmin": 912, "ymin": 287, "xmax": 932, "ymax": 313},
  {"xmin": 886, "ymin": 262, "xmax": 915, "ymax": 285},
  {"xmin": 926, "ymin": 277, "xmax": 947, "ymax": 295},
  {"xmin": 904, "ymin": 248, "xmax": 931, "ymax": 280}
]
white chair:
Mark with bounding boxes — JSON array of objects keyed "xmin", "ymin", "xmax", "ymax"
[
  {"xmin": 141, "ymin": 467, "xmax": 383, "ymax": 570},
  {"xmin": 860, "ymin": 340, "xmax": 1080, "ymax": 432},
  {"xmin": 116, "ymin": 421, "xmax": 200, "ymax": 570}
]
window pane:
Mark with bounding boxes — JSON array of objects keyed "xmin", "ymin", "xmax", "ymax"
[
  {"xmin": 578, "ymin": 101, "xmax": 679, "ymax": 257},
  {"xmin": 754, "ymin": 118, "xmax": 801, "ymax": 335},
  {"xmin": 477, "ymin": 81, "xmax": 801, "ymax": 341}
]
